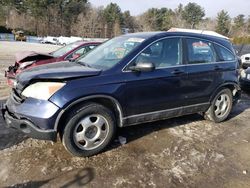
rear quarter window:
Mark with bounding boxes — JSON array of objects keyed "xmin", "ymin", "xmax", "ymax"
[{"xmin": 214, "ymin": 44, "xmax": 235, "ymax": 62}]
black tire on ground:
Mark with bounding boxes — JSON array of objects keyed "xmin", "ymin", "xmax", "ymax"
[
  {"xmin": 61, "ymin": 103, "xmax": 116, "ymax": 157},
  {"xmin": 204, "ymin": 88, "xmax": 233, "ymax": 123}
]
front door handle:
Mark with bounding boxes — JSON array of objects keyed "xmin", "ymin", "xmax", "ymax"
[{"xmin": 171, "ymin": 69, "xmax": 185, "ymax": 75}]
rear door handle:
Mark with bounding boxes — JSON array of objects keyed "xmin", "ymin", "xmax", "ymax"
[{"xmin": 171, "ymin": 69, "xmax": 185, "ymax": 75}]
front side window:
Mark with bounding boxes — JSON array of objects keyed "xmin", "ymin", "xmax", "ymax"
[
  {"xmin": 187, "ymin": 38, "xmax": 216, "ymax": 64},
  {"xmin": 214, "ymin": 44, "xmax": 235, "ymax": 61},
  {"xmin": 74, "ymin": 46, "xmax": 88, "ymax": 55},
  {"xmin": 131, "ymin": 38, "xmax": 182, "ymax": 68}
]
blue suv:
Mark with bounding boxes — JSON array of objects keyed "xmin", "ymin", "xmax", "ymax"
[{"xmin": 2, "ymin": 32, "xmax": 240, "ymax": 157}]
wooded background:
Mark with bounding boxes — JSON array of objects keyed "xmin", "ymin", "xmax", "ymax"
[{"xmin": 0, "ymin": 0, "xmax": 250, "ymax": 43}]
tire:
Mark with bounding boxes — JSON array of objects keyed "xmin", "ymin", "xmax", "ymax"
[
  {"xmin": 204, "ymin": 88, "xmax": 233, "ymax": 123},
  {"xmin": 61, "ymin": 103, "xmax": 116, "ymax": 157}
]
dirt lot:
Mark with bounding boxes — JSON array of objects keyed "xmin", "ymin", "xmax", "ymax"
[{"xmin": 1, "ymin": 42, "xmax": 250, "ymax": 188}]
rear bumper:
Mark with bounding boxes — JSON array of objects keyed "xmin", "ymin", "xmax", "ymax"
[
  {"xmin": 240, "ymin": 78, "xmax": 250, "ymax": 90},
  {"xmin": 1, "ymin": 94, "xmax": 61, "ymax": 141}
]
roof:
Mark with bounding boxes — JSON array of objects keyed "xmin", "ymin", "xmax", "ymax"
[
  {"xmin": 123, "ymin": 30, "xmax": 229, "ymax": 41},
  {"xmin": 16, "ymin": 31, "xmax": 24, "ymax": 34},
  {"xmin": 73, "ymin": 41, "xmax": 102, "ymax": 46},
  {"xmin": 168, "ymin": 28, "xmax": 229, "ymax": 40},
  {"xmin": 122, "ymin": 31, "xmax": 164, "ymax": 38},
  {"xmin": 122, "ymin": 30, "xmax": 233, "ymax": 53}
]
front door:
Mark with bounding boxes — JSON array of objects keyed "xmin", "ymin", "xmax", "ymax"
[{"xmin": 123, "ymin": 37, "xmax": 187, "ymax": 122}]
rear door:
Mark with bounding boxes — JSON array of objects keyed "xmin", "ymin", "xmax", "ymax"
[{"xmin": 184, "ymin": 37, "xmax": 218, "ymax": 105}]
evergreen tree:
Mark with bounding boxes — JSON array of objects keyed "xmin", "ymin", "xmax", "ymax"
[
  {"xmin": 216, "ymin": 10, "xmax": 231, "ymax": 36},
  {"xmin": 182, "ymin": 3, "xmax": 205, "ymax": 29}
]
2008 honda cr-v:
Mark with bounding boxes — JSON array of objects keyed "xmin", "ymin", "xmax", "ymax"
[{"xmin": 2, "ymin": 32, "xmax": 240, "ymax": 157}]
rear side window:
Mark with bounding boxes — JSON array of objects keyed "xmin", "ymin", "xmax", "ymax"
[
  {"xmin": 186, "ymin": 38, "xmax": 216, "ymax": 64},
  {"xmin": 214, "ymin": 44, "xmax": 235, "ymax": 61}
]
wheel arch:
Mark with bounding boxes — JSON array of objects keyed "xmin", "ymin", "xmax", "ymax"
[
  {"xmin": 210, "ymin": 82, "xmax": 241, "ymax": 104},
  {"xmin": 54, "ymin": 95, "xmax": 124, "ymax": 133}
]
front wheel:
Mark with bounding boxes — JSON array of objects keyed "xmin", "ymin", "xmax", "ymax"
[
  {"xmin": 62, "ymin": 103, "xmax": 116, "ymax": 157},
  {"xmin": 204, "ymin": 89, "xmax": 233, "ymax": 123}
]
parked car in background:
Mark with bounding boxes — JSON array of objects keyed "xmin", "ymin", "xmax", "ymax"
[
  {"xmin": 240, "ymin": 68, "xmax": 250, "ymax": 90},
  {"xmin": 5, "ymin": 41, "xmax": 101, "ymax": 86},
  {"xmin": 2, "ymin": 31, "xmax": 240, "ymax": 157},
  {"xmin": 238, "ymin": 54, "xmax": 250, "ymax": 90},
  {"xmin": 13, "ymin": 30, "xmax": 26, "ymax": 42},
  {"xmin": 40, "ymin": 36, "xmax": 58, "ymax": 44},
  {"xmin": 57, "ymin": 36, "xmax": 83, "ymax": 46},
  {"xmin": 241, "ymin": 53, "xmax": 250, "ymax": 69}
]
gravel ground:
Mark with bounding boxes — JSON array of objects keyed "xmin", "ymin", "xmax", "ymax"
[{"xmin": 1, "ymin": 42, "xmax": 250, "ymax": 188}]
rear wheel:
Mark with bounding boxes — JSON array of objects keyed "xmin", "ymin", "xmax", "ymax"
[
  {"xmin": 204, "ymin": 89, "xmax": 233, "ymax": 123},
  {"xmin": 62, "ymin": 103, "xmax": 116, "ymax": 157}
]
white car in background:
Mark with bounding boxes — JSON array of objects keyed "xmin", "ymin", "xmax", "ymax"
[
  {"xmin": 241, "ymin": 53, "xmax": 250, "ymax": 69},
  {"xmin": 57, "ymin": 36, "xmax": 82, "ymax": 46},
  {"xmin": 40, "ymin": 36, "xmax": 58, "ymax": 45}
]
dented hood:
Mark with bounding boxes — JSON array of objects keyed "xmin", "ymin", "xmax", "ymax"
[
  {"xmin": 16, "ymin": 61, "xmax": 101, "ymax": 90},
  {"xmin": 15, "ymin": 51, "xmax": 54, "ymax": 63}
]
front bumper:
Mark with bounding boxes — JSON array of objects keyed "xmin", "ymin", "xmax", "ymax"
[
  {"xmin": 2, "ymin": 107, "xmax": 57, "ymax": 141},
  {"xmin": 1, "ymin": 94, "xmax": 60, "ymax": 141}
]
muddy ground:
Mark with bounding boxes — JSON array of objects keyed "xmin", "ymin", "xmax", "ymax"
[{"xmin": 1, "ymin": 42, "xmax": 250, "ymax": 188}]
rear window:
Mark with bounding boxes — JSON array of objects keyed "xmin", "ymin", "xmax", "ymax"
[
  {"xmin": 186, "ymin": 38, "xmax": 216, "ymax": 64},
  {"xmin": 214, "ymin": 44, "xmax": 235, "ymax": 62}
]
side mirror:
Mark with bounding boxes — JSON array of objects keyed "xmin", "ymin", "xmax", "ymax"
[{"xmin": 129, "ymin": 62, "xmax": 155, "ymax": 72}]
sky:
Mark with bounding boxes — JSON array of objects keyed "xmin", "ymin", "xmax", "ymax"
[{"xmin": 89, "ymin": 0, "xmax": 250, "ymax": 18}]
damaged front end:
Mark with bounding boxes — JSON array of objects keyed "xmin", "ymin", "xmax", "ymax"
[
  {"xmin": 2, "ymin": 61, "xmax": 101, "ymax": 141},
  {"xmin": 5, "ymin": 51, "xmax": 54, "ymax": 87},
  {"xmin": 5, "ymin": 63, "xmax": 18, "ymax": 86},
  {"xmin": 1, "ymin": 88, "xmax": 59, "ymax": 141}
]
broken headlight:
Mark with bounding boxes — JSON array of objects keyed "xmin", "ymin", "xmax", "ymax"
[
  {"xmin": 22, "ymin": 82, "xmax": 65, "ymax": 100},
  {"xmin": 19, "ymin": 61, "xmax": 35, "ymax": 69}
]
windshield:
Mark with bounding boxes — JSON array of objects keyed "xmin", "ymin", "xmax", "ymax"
[
  {"xmin": 77, "ymin": 36, "xmax": 146, "ymax": 70},
  {"xmin": 52, "ymin": 42, "xmax": 81, "ymax": 57}
]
